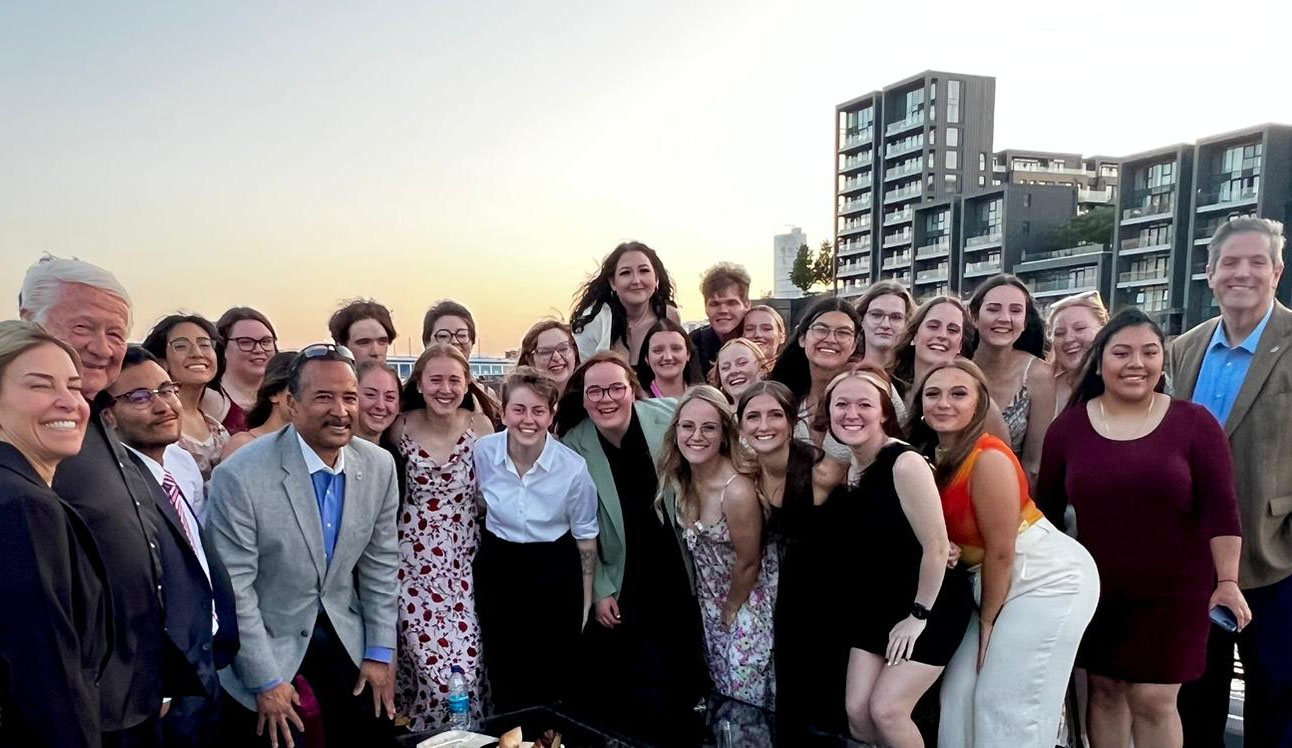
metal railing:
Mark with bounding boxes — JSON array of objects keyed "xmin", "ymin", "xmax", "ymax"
[
  {"xmin": 885, "ymin": 112, "xmax": 926, "ymax": 135},
  {"xmin": 965, "ymin": 231, "xmax": 1003, "ymax": 248}
]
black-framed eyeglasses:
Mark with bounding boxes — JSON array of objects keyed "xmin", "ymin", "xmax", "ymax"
[
  {"xmin": 584, "ymin": 382, "xmax": 630, "ymax": 402},
  {"xmin": 433, "ymin": 330, "xmax": 473, "ymax": 345},
  {"xmin": 112, "ymin": 382, "xmax": 181, "ymax": 407},
  {"xmin": 299, "ymin": 343, "xmax": 356, "ymax": 364},
  {"xmin": 230, "ymin": 336, "xmax": 277, "ymax": 353}
]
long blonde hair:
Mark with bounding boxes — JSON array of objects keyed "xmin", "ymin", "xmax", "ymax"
[
  {"xmin": 706, "ymin": 337, "xmax": 770, "ymax": 392},
  {"xmin": 654, "ymin": 385, "xmax": 756, "ymax": 524}
]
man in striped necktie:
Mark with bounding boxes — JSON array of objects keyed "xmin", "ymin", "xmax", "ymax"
[{"xmin": 104, "ymin": 346, "xmax": 240, "ymax": 748}]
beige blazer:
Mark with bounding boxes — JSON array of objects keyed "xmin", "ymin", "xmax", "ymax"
[{"xmin": 1169, "ymin": 302, "xmax": 1292, "ymax": 588}]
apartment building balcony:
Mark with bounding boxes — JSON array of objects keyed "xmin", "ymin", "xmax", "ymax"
[
  {"xmin": 885, "ymin": 112, "xmax": 926, "ymax": 136},
  {"xmin": 915, "ymin": 239, "xmax": 951, "ymax": 260},
  {"xmin": 839, "ymin": 153, "xmax": 874, "ymax": 173},
  {"xmin": 885, "ymin": 138, "xmax": 925, "ymax": 159},
  {"xmin": 1078, "ymin": 187, "xmax": 1114, "ymax": 203},
  {"xmin": 915, "ymin": 267, "xmax": 949, "ymax": 284},
  {"xmin": 1119, "ymin": 235, "xmax": 1172, "ymax": 256},
  {"xmin": 882, "ymin": 233, "xmax": 913, "ymax": 249},
  {"xmin": 883, "ymin": 183, "xmax": 923, "ymax": 205},
  {"xmin": 839, "ymin": 176, "xmax": 872, "ymax": 194},
  {"xmin": 837, "ymin": 262, "xmax": 870, "ymax": 279},
  {"xmin": 838, "ymin": 280, "xmax": 871, "ymax": 297},
  {"xmin": 1031, "ymin": 280, "xmax": 1099, "ymax": 299},
  {"xmin": 964, "ymin": 258, "xmax": 1002, "ymax": 277},
  {"xmin": 884, "ymin": 160, "xmax": 923, "ymax": 182},
  {"xmin": 882, "ymin": 270, "xmax": 912, "ymax": 285},
  {"xmin": 1021, "ymin": 244, "xmax": 1104, "ymax": 263},
  {"xmin": 883, "ymin": 207, "xmax": 914, "ymax": 226},
  {"xmin": 838, "ymin": 197, "xmax": 872, "ymax": 216},
  {"xmin": 1195, "ymin": 186, "xmax": 1259, "ymax": 212},
  {"xmin": 837, "ymin": 223, "xmax": 871, "ymax": 238},
  {"xmin": 1116, "ymin": 270, "xmax": 1170, "ymax": 288},
  {"xmin": 965, "ymin": 231, "xmax": 1003, "ymax": 249},
  {"xmin": 839, "ymin": 129, "xmax": 874, "ymax": 152},
  {"xmin": 837, "ymin": 238, "xmax": 872, "ymax": 257},
  {"xmin": 1122, "ymin": 200, "xmax": 1174, "ymax": 224},
  {"xmin": 881, "ymin": 252, "xmax": 912, "ymax": 270},
  {"xmin": 1011, "ymin": 163, "xmax": 1094, "ymax": 178}
]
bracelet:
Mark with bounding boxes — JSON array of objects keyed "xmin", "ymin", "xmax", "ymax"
[{"xmin": 1218, "ymin": 579, "xmax": 1239, "ymax": 585}]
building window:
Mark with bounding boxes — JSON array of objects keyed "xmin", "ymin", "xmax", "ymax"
[
  {"xmin": 928, "ymin": 129, "xmax": 936, "ymax": 145},
  {"xmin": 978, "ymin": 175, "xmax": 986, "ymax": 187},
  {"xmin": 1022, "ymin": 193, "xmax": 1032, "ymax": 207},
  {"xmin": 1022, "ymin": 221, "xmax": 1031, "ymax": 235},
  {"xmin": 979, "ymin": 152, "xmax": 987, "ymax": 170},
  {"xmin": 945, "ymin": 174, "xmax": 959, "ymax": 192},
  {"xmin": 928, "ymin": 152, "xmax": 935, "ymax": 168},
  {"xmin": 946, "ymin": 127, "xmax": 959, "ymax": 147},
  {"xmin": 947, "ymin": 80, "xmax": 962, "ymax": 123},
  {"xmin": 945, "ymin": 150, "xmax": 958, "ymax": 169}
]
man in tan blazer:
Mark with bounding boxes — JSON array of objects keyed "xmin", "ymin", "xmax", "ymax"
[{"xmin": 1169, "ymin": 217, "xmax": 1292, "ymax": 748}]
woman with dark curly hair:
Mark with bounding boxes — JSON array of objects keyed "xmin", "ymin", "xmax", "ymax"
[{"xmin": 570, "ymin": 241, "xmax": 681, "ymax": 365}]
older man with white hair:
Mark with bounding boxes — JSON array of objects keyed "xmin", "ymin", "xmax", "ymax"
[{"xmin": 19, "ymin": 254, "xmax": 169, "ymax": 748}]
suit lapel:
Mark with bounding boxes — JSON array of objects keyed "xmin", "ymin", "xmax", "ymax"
[
  {"xmin": 1226, "ymin": 305, "xmax": 1292, "ymax": 436},
  {"xmin": 279, "ymin": 428, "xmax": 328, "ymax": 581},
  {"xmin": 126, "ymin": 451, "xmax": 207, "ymax": 584},
  {"xmin": 572, "ymin": 421, "xmax": 623, "ymax": 544},
  {"xmin": 325, "ymin": 444, "xmax": 368, "ymax": 583},
  {"xmin": 1174, "ymin": 318, "xmax": 1220, "ymax": 400}
]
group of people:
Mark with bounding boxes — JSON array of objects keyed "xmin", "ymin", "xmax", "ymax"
[{"xmin": 1, "ymin": 217, "xmax": 1289, "ymax": 748}]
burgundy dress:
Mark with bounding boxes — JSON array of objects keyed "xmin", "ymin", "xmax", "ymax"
[{"xmin": 1037, "ymin": 399, "xmax": 1241, "ymax": 683}]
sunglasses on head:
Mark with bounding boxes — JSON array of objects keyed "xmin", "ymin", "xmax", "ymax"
[{"xmin": 298, "ymin": 343, "xmax": 356, "ymax": 365}]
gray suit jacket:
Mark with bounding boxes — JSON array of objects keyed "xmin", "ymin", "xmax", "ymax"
[
  {"xmin": 1169, "ymin": 301, "xmax": 1292, "ymax": 589},
  {"xmin": 206, "ymin": 426, "xmax": 400, "ymax": 709}
]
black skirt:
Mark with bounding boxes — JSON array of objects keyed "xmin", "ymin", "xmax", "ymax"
[{"xmin": 473, "ymin": 529, "xmax": 583, "ymax": 713}]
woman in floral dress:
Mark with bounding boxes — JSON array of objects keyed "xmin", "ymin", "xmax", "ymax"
[
  {"xmin": 658, "ymin": 385, "xmax": 777, "ymax": 707},
  {"xmin": 388, "ymin": 343, "xmax": 495, "ymax": 731}
]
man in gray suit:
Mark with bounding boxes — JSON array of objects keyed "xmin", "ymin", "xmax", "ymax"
[
  {"xmin": 207, "ymin": 344, "xmax": 399, "ymax": 748},
  {"xmin": 1170, "ymin": 217, "xmax": 1292, "ymax": 748}
]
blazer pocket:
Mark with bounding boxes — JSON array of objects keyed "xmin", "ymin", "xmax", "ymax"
[{"xmin": 1270, "ymin": 494, "xmax": 1292, "ymax": 518}]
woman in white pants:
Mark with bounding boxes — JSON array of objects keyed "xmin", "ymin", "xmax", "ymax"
[{"xmin": 907, "ymin": 358, "xmax": 1099, "ymax": 747}]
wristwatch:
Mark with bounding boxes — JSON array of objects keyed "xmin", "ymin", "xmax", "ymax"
[{"xmin": 911, "ymin": 602, "xmax": 931, "ymax": 620}]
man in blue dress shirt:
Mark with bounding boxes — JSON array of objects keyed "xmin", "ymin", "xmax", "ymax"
[
  {"xmin": 207, "ymin": 344, "xmax": 400, "ymax": 747},
  {"xmin": 1170, "ymin": 217, "xmax": 1292, "ymax": 748}
]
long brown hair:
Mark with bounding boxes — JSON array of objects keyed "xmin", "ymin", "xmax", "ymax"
[
  {"xmin": 399, "ymin": 343, "xmax": 474, "ymax": 413},
  {"xmin": 906, "ymin": 358, "xmax": 993, "ymax": 487},
  {"xmin": 655, "ymin": 385, "xmax": 756, "ymax": 524},
  {"xmin": 890, "ymin": 295, "xmax": 971, "ymax": 393}
]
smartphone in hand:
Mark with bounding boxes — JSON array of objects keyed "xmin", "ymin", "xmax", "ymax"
[{"xmin": 1210, "ymin": 605, "xmax": 1239, "ymax": 633}]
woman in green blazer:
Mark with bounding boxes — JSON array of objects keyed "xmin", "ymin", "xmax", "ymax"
[{"xmin": 556, "ymin": 352, "xmax": 708, "ymax": 743}]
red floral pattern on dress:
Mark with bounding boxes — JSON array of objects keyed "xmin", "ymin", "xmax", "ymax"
[{"xmin": 395, "ymin": 430, "xmax": 485, "ymax": 732}]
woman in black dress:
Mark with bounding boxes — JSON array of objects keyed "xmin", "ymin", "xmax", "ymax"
[
  {"xmin": 736, "ymin": 381, "xmax": 847, "ymax": 742},
  {"xmin": 821, "ymin": 369, "xmax": 971, "ymax": 747},
  {"xmin": 0, "ymin": 320, "xmax": 111, "ymax": 748}
]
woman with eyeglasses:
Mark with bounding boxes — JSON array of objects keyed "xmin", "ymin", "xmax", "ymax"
[
  {"xmin": 219, "ymin": 351, "xmax": 295, "ymax": 460},
  {"xmin": 518, "ymin": 319, "xmax": 581, "ymax": 393},
  {"xmin": 569, "ymin": 241, "xmax": 682, "ymax": 366},
  {"xmin": 142, "ymin": 313, "xmax": 230, "ymax": 479},
  {"xmin": 555, "ymin": 352, "xmax": 708, "ymax": 743},
  {"xmin": 856, "ymin": 280, "xmax": 915, "ymax": 372},
  {"xmin": 1047, "ymin": 291, "xmax": 1109, "ymax": 417},
  {"xmin": 210, "ymin": 306, "xmax": 278, "ymax": 434},
  {"xmin": 387, "ymin": 343, "xmax": 494, "ymax": 731},
  {"xmin": 635, "ymin": 317, "xmax": 703, "ymax": 399},
  {"xmin": 768, "ymin": 297, "xmax": 864, "ymax": 466},
  {"xmin": 421, "ymin": 299, "xmax": 501, "ymax": 426},
  {"xmin": 0, "ymin": 320, "xmax": 111, "ymax": 748}
]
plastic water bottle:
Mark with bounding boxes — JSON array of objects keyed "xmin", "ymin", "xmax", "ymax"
[{"xmin": 447, "ymin": 665, "xmax": 471, "ymax": 730}]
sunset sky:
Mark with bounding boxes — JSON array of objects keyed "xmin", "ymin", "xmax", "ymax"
[{"xmin": 3, "ymin": 1, "xmax": 1290, "ymax": 355}]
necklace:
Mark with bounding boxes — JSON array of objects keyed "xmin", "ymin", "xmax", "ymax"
[{"xmin": 1097, "ymin": 394, "xmax": 1157, "ymax": 439}]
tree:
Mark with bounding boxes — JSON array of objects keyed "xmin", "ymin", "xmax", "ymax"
[
  {"xmin": 1046, "ymin": 206, "xmax": 1115, "ymax": 249},
  {"xmin": 790, "ymin": 241, "xmax": 836, "ymax": 293}
]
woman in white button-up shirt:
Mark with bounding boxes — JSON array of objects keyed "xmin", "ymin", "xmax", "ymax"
[{"xmin": 471, "ymin": 366, "xmax": 599, "ymax": 713}]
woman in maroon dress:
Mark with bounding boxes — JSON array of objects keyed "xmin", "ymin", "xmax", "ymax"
[{"xmin": 1037, "ymin": 308, "xmax": 1250, "ymax": 748}]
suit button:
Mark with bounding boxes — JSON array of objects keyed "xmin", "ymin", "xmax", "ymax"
[
  {"xmin": 202, "ymin": 643, "xmax": 212, "ymax": 652},
  {"xmin": 300, "ymin": 630, "xmax": 309, "ymax": 637}
]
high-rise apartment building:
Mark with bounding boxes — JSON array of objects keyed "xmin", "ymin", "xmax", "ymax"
[
  {"xmin": 959, "ymin": 184, "xmax": 1078, "ymax": 299},
  {"xmin": 835, "ymin": 72, "xmax": 996, "ymax": 300},
  {"xmin": 773, "ymin": 226, "xmax": 807, "ymax": 298}
]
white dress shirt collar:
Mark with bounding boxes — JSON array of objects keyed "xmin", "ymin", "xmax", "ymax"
[{"xmin": 495, "ymin": 431, "xmax": 557, "ymax": 477}]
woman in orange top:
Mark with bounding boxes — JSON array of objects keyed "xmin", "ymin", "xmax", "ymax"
[{"xmin": 908, "ymin": 358, "xmax": 1099, "ymax": 747}]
